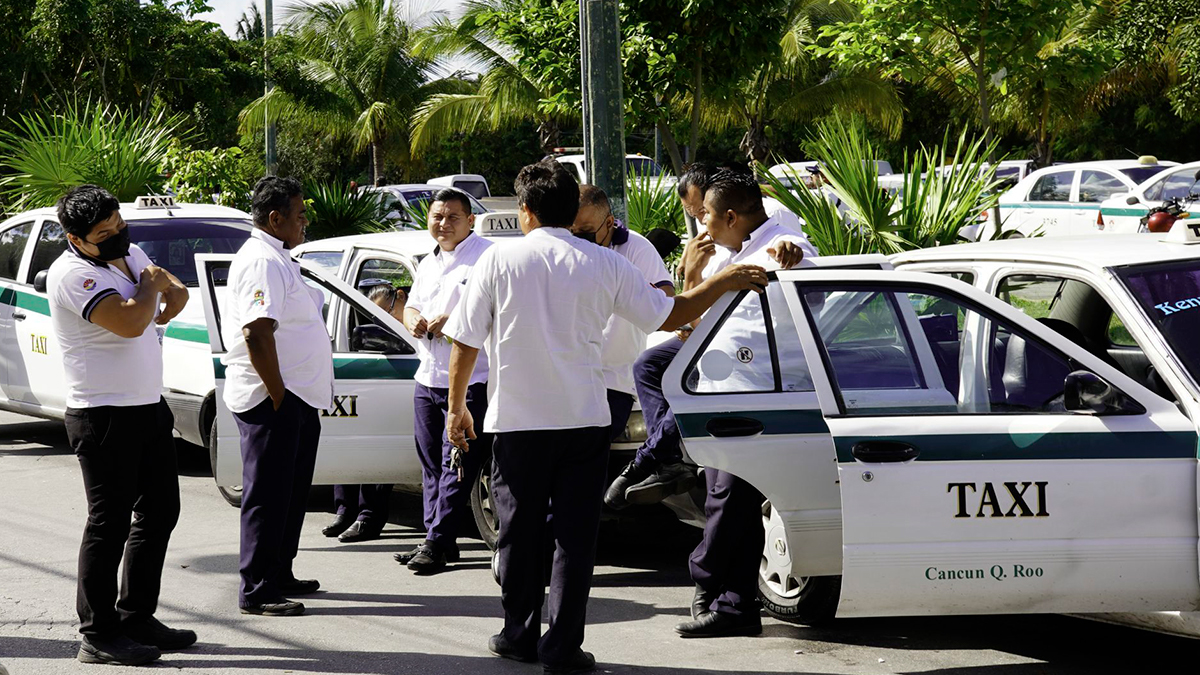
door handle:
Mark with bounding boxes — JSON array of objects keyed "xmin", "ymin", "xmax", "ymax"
[
  {"xmin": 705, "ymin": 416, "xmax": 765, "ymax": 438},
  {"xmin": 851, "ymin": 440, "xmax": 919, "ymax": 463},
  {"xmin": 12, "ymin": 311, "xmax": 26, "ymax": 321}
]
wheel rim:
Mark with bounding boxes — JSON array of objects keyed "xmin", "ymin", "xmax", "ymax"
[
  {"xmin": 478, "ymin": 459, "xmax": 497, "ymax": 535},
  {"xmin": 760, "ymin": 500, "xmax": 809, "ymax": 599}
]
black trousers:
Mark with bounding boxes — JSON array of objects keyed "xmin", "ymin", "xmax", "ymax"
[
  {"xmin": 332, "ymin": 484, "xmax": 391, "ymax": 526},
  {"xmin": 491, "ymin": 426, "xmax": 609, "ymax": 667},
  {"xmin": 689, "ymin": 468, "xmax": 765, "ymax": 618},
  {"xmin": 66, "ymin": 398, "xmax": 180, "ymax": 637},
  {"xmin": 234, "ymin": 391, "xmax": 320, "ymax": 607}
]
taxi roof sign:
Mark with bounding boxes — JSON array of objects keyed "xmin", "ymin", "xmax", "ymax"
[
  {"xmin": 1165, "ymin": 218, "xmax": 1200, "ymax": 244},
  {"xmin": 135, "ymin": 195, "xmax": 177, "ymax": 209},
  {"xmin": 476, "ymin": 210, "xmax": 522, "ymax": 236}
]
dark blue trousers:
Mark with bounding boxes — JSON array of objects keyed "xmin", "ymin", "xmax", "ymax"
[
  {"xmin": 632, "ymin": 336, "xmax": 685, "ymax": 468},
  {"xmin": 333, "ymin": 484, "xmax": 391, "ymax": 526},
  {"xmin": 606, "ymin": 389, "xmax": 635, "ymax": 443},
  {"xmin": 491, "ymin": 426, "xmax": 609, "ymax": 667},
  {"xmin": 413, "ymin": 381, "xmax": 490, "ymax": 547},
  {"xmin": 689, "ymin": 468, "xmax": 764, "ymax": 618},
  {"xmin": 234, "ymin": 391, "xmax": 320, "ymax": 607}
]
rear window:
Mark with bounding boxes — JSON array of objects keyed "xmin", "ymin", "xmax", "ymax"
[
  {"xmin": 1119, "ymin": 166, "xmax": 1172, "ymax": 184},
  {"xmin": 455, "ymin": 180, "xmax": 489, "ymax": 199},
  {"xmin": 128, "ymin": 219, "xmax": 251, "ymax": 286}
]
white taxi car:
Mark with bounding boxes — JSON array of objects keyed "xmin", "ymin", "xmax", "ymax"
[
  {"xmin": 671, "ymin": 224, "xmax": 1200, "ymax": 630},
  {"xmin": 0, "ymin": 196, "xmax": 252, "ymax": 451},
  {"xmin": 1097, "ymin": 161, "xmax": 1200, "ymax": 234},
  {"xmin": 997, "ymin": 158, "xmax": 1177, "ymax": 237}
]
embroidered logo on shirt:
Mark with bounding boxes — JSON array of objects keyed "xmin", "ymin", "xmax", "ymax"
[
  {"xmin": 82, "ymin": 278, "xmax": 97, "ymax": 291},
  {"xmin": 252, "ymin": 289, "xmax": 265, "ymax": 306}
]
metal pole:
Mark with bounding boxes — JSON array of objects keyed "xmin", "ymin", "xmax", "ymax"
[
  {"xmin": 264, "ymin": 0, "xmax": 278, "ymax": 176},
  {"xmin": 579, "ymin": 0, "xmax": 627, "ymax": 223}
]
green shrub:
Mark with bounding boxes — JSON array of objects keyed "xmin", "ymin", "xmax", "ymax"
[
  {"xmin": 161, "ymin": 141, "xmax": 260, "ymax": 212},
  {"xmin": 303, "ymin": 179, "xmax": 392, "ymax": 240}
]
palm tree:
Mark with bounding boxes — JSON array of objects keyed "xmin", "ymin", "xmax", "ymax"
[
  {"xmin": 701, "ymin": 0, "xmax": 903, "ymax": 164},
  {"xmin": 235, "ymin": 3, "xmax": 264, "ymax": 42},
  {"xmin": 238, "ymin": 0, "xmax": 437, "ymax": 184},
  {"xmin": 408, "ymin": 0, "xmax": 577, "ymax": 157}
]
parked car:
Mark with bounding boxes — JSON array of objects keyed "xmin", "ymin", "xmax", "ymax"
[
  {"xmin": 548, "ymin": 149, "xmax": 674, "ymax": 187},
  {"xmin": 996, "ymin": 158, "xmax": 1177, "ymax": 237},
  {"xmin": 427, "ymin": 174, "xmax": 490, "ymax": 199},
  {"xmin": 361, "ymin": 184, "xmax": 489, "ymax": 229},
  {"xmin": 0, "ymin": 196, "xmax": 253, "ymax": 453},
  {"xmin": 1097, "ymin": 161, "xmax": 1200, "ymax": 234}
]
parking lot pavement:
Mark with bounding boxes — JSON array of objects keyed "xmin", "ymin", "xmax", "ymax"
[{"xmin": 1, "ymin": 409, "xmax": 1196, "ymax": 674}]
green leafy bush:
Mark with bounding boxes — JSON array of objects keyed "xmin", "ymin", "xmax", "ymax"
[
  {"xmin": 625, "ymin": 167, "xmax": 685, "ymax": 237},
  {"xmin": 161, "ymin": 141, "xmax": 260, "ymax": 212},
  {"xmin": 303, "ymin": 179, "xmax": 392, "ymax": 241},
  {"xmin": 0, "ymin": 102, "xmax": 184, "ymax": 213}
]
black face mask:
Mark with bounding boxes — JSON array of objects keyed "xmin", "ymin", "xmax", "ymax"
[
  {"xmin": 573, "ymin": 229, "xmax": 600, "ymax": 244},
  {"xmin": 89, "ymin": 227, "xmax": 131, "ymax": 261}
]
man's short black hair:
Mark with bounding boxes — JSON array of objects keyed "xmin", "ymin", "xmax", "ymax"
[
  {"xmin": 251, "ymin": 176, "xmax": 303, "ymax": 228},
  {"xmin": 514, "ymin": 159, "xmax": 578, "ymax": 228},
  {"xmin": 677, "ymin": 163, "xmax": 716, "ymax": 199},
  {"xmin": 56, "ymin": 185, "xmax": 120, "ymax": 239},
  {"xmin": 578, "ymin": 184, "xmax": 611, "ymax": 213},
  {"xmin": 705, "ymin": 169, "xmax": 765, "ymax": 216},
  {"xmin": 432, "ymin": 188, "xmax": 472, "ymax": 215}
]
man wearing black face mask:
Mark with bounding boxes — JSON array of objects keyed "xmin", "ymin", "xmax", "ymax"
[
  {"xmin": 570, "ymin": 185, "xmax": 675, "ymax": 445},
  {"xmin": 48, "ymin": 185, "xmax": 194, "ymax": 666}
]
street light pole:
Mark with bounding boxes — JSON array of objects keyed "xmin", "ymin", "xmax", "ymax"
[
  {"xmin": 264, "ymin": 0, "xmax": 278, "ymax": 176},
  {"xmin": 579, "ymin": 0, "xmax": 627, "ymax": 223}
]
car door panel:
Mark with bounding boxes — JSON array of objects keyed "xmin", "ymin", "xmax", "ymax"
[
  {"xmin": 15, "ymin": 220, "xmax": 68, "ymax": 413},
  {"xmin": 786, "ymin": 270, "xmax": 1200, "ymax": 618}
]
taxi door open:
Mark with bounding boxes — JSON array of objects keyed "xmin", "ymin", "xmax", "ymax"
[
  {"xmin": 783, "ymin": 269, "xmax": 1200, "ymax": 617},
  {"xmin": 195, "ymin": 254, "xmax": 423, "ymax": 495}
]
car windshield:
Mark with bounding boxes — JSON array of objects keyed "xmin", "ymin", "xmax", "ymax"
[
  {"xmin": 128, "ymin": 219, "xmax": 251, "ymax": 286},
  {"xmin": 1117, "ymin": 259, "xmax": 1200, "ymax": 380},
  {"xmin": 1121, "ymin": 166, "xmax": 1171, "ymax": 184},
  {"xmin": 399, "ymin": 189, "xmax": 487, "ymax": 216}
]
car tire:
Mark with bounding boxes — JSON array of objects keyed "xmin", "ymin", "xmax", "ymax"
[
  {"xmin": 208, "ymin": 417, "xmax": 243, "ymax": 508},
  {"xmin": 471, "ymin": 453, "xmax": 499, "ymax": 550},
  {"xmin": 758, "ymin": 500, "xmax": 840, "ymax": 625}
]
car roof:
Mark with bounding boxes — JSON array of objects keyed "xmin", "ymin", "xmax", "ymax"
[
  {"xmin": 294, "ymin": 228, "xmax": 532, "ymax": 257},
  {"xmin": 892, "ymin": 233, "xmax": 1200, "ymax": 270},
  {"xmin": 0, "ymin": 201, "xmax": 252, "ymax": 225}
]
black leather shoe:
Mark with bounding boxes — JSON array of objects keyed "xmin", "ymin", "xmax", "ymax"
[
  {"xmin": 691, "ymin": 585, "xmax": 718, "ymax": 620},
  {"xmin": 239, "ymin": 601, "xmax": 305, "ymax": 616},
  {"xmin": 407, "ymin": 543, "xmax": 447, "ymax": 575},
  {"xmin": 675, "ymin": 611, "xmax": 762, "ymax": 638},
  {"xmin": 338, "ymin": 520, "xmax": 382, "ymax": 543},
  {"xmin": 279, "ymin": 577, "xmax": 321, "ymax": 595},
  {"xmin": 77, "ymin": 635, "xmax": 160, "ymax": 665},
  {"xmin": 322, "ymin": 513, "xmax": 354, "ymax": 538},
  {"xmin": 543, "ymin": 649, "xmax": 595, "ymax": 675},
  {"xmin": 396, "ymin": 541, "xmax": 460, "ymax": 565},
  {"xmin": 625, "ymin": 462, "xmax": 697, "ymax": 506},
  {"xmin": 603, "ymin": 460, "xmax": 654, "ymax": 510},
  {"xmin": 122, "ymin": 616, "xmax": 197, "ymax": 651},
  {"xmin": 488, "ymin": 633, "xmax": 537, "ymax": 663}
]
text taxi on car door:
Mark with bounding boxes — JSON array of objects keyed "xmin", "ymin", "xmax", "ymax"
[
  {"xmin": 1097, "ymin": 160, "xmax": 1200, "ymax": 234},
  {"xmin": 995, "ymin": 157, "xmax": 1176, "ymax": 238},
  {"xmin": 0, "ymin": 195, "xmax": 252, "ymax": 448},
  {"xmin": 665, "ymin": 219, "xmax": 1200, "ymax": 634}
]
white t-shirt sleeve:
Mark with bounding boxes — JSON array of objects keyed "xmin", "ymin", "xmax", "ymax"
[
  {"xmin": 626, "ymin": 235, "xmax": 674, "ymax": 288},
  {"xmin": 233, "ymin": 257, "xmax": 288, "ymax": 329},
  {"xmin": 443, "ymin": 247, "xmax": 495, "ymax": 350},
  {"xmin": 52, "ymin": 263, "xmax": 120, "ymax": 323},
  {"xmin": 611, "ymin": 253, "xmax": 673, "ymax": 333}
]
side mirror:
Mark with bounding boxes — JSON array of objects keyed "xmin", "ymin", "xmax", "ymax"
[
  {"xmin": 1064, "ymin": 370, "xmax": 1144, "ymax": 415},
  {"xmin": 350, "ymin": 324, "xmax": 411, "ymax": 355},
  {"xmin": 1193, "ymin": 169, "xmax": 1200, "ymax": 181},
  {"xmin": 33, "ymin": 270, "xmax": 48, "ymax": 294},
  {"xmin": 1126, "ymin": 195, "xmax": 1140, "ymax": 205}
]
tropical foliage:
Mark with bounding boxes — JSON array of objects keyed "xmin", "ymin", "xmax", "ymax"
[
  {"xmin": 625, "ymin": 169, "xmax": 685, "ymax": 236},
  {"xmin": 161, "ymin": 141, "xmax": 260, "ymax": 211},
  {"xmin": 303, "ymin": 179, "xmax": 393, "ymax": 241}
]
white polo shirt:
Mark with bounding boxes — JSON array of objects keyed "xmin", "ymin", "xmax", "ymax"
[
  {"xmin": 406, "ymin": 232, "xmax": 492, "ymax": 389},
  {"xmin": 445, "ymin": 226, "xmax": 674, "ymax": 433},
  {"xmin": 48, "ymin": 243, "xmax": 164, "ymax": 409},
  {"xmin": 697, "ymin": 219, "xmax": 816, "ymax": 392},
  {"xmin": 602, "ymin": 230, "xmax": 673, "ymax": 395},
  {"xmin": 221, "ymin": 228, "xmax": 334, "ymax": 413}
]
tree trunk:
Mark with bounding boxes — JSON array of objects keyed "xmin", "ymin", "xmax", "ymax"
[
  {"xmin": 537, "ymin": 120, "xmax": 561, "ymax": 155},
  {"xmin": 657, "ymin": 120, "xmax": 685, "ymax": 176},
  {"xmin": 740, "ymin": 121, "xmax": 770, "ymax": 165},
  {"xmin": 372, "ymin": 141, "xmax": 385, "ymax": 186}
]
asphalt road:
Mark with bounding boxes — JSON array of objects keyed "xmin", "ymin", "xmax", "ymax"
[{"xmin": 0, "ymin": 409, "xmax": 1194, "ymax": 674}]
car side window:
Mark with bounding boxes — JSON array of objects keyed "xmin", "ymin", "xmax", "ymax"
[
  {"xmin": 27, "ymin": 221, "xmax": 69, "ymax": 283},
  {"xmin": 1158, "ymin": 170, "xmax": 1200, "ymax": 201},
  {"xmin": 801, "ymin": 283, "xmax": 1112, "ymax": 416},
  {"xmin": 0, "ymin": 221, "xmax": 33, "ymax": 281},
  {"xmin": 298, "ymin": 251, "xmax": 345, "ymax": 273},
  {"xmin": 1028, "ymin": 171, "xmax": 1073, "ymax": 202},
  {"xmin": 1078, "ymin": 171, "xmax": 1127, "ymax": 203},
  {"xmin": 355, "ymin": 257, "xmax": 414, "ymax": 295},
  {"xmin": 685, "ymin": 283, "xmax": 812, "ymax": 394}
]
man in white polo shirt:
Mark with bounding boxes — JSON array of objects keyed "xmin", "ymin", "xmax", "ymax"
[
  {"xmin": 391, "ymin": 188, "xmax": 493, "ymax": 574},
  {"xmin": 222, "ymin": 176, "xmax": 333, "ymax": 617},
  {"xmin": 569, "ymin": 185, "xmax": 674, "ymax": 446},
  {"xmin": 443, "ymin": 159, "xmax": 769, "ymax": 674},
  {"xmin": 48, "ymin": 185, "xmax": 194, "ymax": 667}
]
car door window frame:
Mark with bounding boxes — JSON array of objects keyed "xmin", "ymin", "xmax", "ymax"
[
  {"xmin": 1028, "ymin": 170, "xmax": 1075, "ymax": 202},
  {"xmin": 681, "ymin": 287, "xmax": 786, "ymax": 395},
  {"xmin": 0, "ymin": 219, "xmax": 38, "ymax": 284}
]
